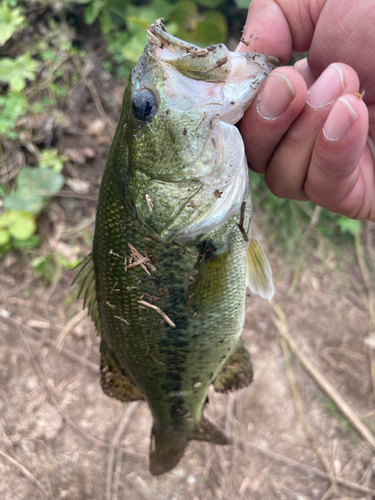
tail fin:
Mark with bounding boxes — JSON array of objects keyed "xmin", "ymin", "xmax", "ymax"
[
  {"xmin": 149, "ymin": 428, "xmax": 188, "ymax": 475},
  {"xmin": 149, "ymin": 418, "xmax": 231, "ymax": 475}
]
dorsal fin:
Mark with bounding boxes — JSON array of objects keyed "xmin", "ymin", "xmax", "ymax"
[
  {"xmin": 72, "ymin": 253, "xmax": 102, "ymax": 336},
  {"xmin": 246, "ymin": 237, "xmax": 274, "ymax": 301}
]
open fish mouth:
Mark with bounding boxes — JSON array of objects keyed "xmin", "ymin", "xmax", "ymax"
[
  {"xmin": 134, "ymin": 20, "xmax": 279, "ymax": 243},
  {"xmin": 147, "ymin": 19, "xmax": 279, "ymax": 125}
]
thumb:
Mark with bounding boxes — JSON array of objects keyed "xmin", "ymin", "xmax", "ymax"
[{"xmin": 236, "ymin": 0, "xmax": 326, "ymax": 62}]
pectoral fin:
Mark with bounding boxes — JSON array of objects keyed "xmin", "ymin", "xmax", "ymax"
[
  {"xmin": 72, "ymin": 253, "xmax": 102, "ymax": 335},
  {"xmin": 246, "ymin": 237, "xmax": 274, "ymax": 300}
]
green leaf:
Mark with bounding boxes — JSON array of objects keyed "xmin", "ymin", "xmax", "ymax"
[
  {"xmin": 149, "ymin": 0, "xmax": 176, "ymax": 18},
  {"xmin": 8, "ymin": 211, "xmax": 36, "ymax": 240},
  {"xmin": 121, "ymin": 31, "xmax": 148, "ymax": 64},
  {"xmin": 84, "ymin": 0, "xmax": 105, "ymax": 25},
  {"xmin": 13, "ymin": 234, "xmax": 40, "ymax": 249},
  {"xmin": 99, "ymin": 7, "xmax": 113, "ymax": 34},
  {"xmin": 192, "ymin": 11, "xmax": 227, "ymax": 46},
  {"xmin": 38, "ymin": 148, "xmax": 67, "ymax": 172},
  {"xmin": 17, "ymin": 167, "xmax": 65, "ymax": 193},
  {"xmin": 4, "ymin": 192, "xmax": 44, "ymax": 214},
  {"xmin": 337, "ymin": 216, "xmax": 361, "ymax": 237},
  {"xmin": 31, "ymin": 254, "xmax": 58, "ymax": 283},
  {"xmin": 0, "ymin": 229, "xmax": 10, "ymax": 246},
  {"xmin": 234, "ymin": 0, "xmax": 251, "ymax": 8},
  {"xmin": 0, "ymin": 91, "xmax": 28, "ymax": 137},
  {"xmin": 0, "ymin": 54, "xmax": 40, "ymax": 91},
  {"xmin": 126, "ymin": 0, "xmax": 175, "ymax": 30},
  {"xmin": 169, "ymin": 1, "xmax": 197, "ymax": 31},
  {"xmin": 0, "ymin": 210, "xmax": 17, "ymax": 228},
  {"xmin": 0, "ymin": 5, "xmax": 25, "ymax": 47},
  {"xmin": 196, "ymin": 0, "xmax": 226, "ymax": 8}
]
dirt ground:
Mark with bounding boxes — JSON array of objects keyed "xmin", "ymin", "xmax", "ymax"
[{"xmin": 1, "ymin": 55, "xmax": 375, "ymax": 500}]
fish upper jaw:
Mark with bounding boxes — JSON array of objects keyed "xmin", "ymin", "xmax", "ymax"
[{"xmin": 146, "ymin": 21, "xmax": 278, "ymax": 125}]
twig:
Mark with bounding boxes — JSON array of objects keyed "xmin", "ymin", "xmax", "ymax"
[
  {"xmin": 239, "ymin": 442, "xmax": 375, "ymax": 496},
  {"xmin": 25, "ymin": 54, "xmax": 72, "ymax": 97},
  {"xmin": 55, "ymin": 309, "xmax": 88, "ymax": 349},
  {"xmin": 85, "ymin": 78, "xmax": 116, "ymax": 136},
  {"xmin": 35, "ymin": 189, "xmax": 98, "ymax": 201},
  {"xmin": 280, "ymin": 334, "xmax": 339, "ymax": 494},
  {"xmin": 320, "ymin": 486, "xmax": 334, "ymax": 500},
  {"xmin": 18, "ymin": 321, "xmax": 109, "ymax": 449},
  {"xmin": 0, "ymin": 275, "xmax": 109, "ymax": 452},
  {"xmin": 0, "ymin": 449, "xmax": 48, "ymax": 495},
  {"xmin": 225, "ymin": 392, "xmax": 236, "ymax": 436},
  {"xmin": 105, "ymin": 402, "xmax": 140, "ymax": 500},
  {"xmin": 127, "ymin": 257, "xmax": 149, "ymax": 269},
  {"xmin": 366, "ymin": 221, "xmax": 375, "ymax": 270},
  {"xmin": 0, "ymin": 278, "xmax": 34, "ymax": 300},
  {"xmin": 138, "ymin": 300, "xmax": 176, "ymax": 328},
  {"xmin": 237, "ymin": 201, "xmax": 249, "ymax": 242},
  {"xmin": 273, "ymin": 303, "xmax": 375, "ymax": 451},
  {"xmin": 288, "ymin": 205, "xmax": 322, "ymax": 296},
  {"xmin": 355, "ymin": 229, "xmax": 375, "ymax": 400},
  {"xmin": 2, "ymin": 316, "xmax": 99, "ymax": 373},
  {"xmin": 145, "ymin": 194, "xmax": 154, "ymax": 213},
  {"xmin": 128, "ymin": 243, "xmax": 156, "ymax": 274},
  {"xmin": 361, "ymin": 462, "xmax": 374, "ymax": 500},
  {"xmin": 282, "ymin": 486, "xmax": 309, "ymax": 500},
  {"xmin": 61, "ymin": 215, "xmax": 95, "ymax": 236},
  {"xmin": 302, "ymin": 205, "xmax": 322, "ymax": 242}
]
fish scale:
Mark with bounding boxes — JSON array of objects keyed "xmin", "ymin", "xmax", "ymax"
[{"xmin": 74, "ymin": 20, "xmax": 277, "ymax": 475}]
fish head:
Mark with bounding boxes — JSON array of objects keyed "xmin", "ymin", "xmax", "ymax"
[{"xmin": 124, "ymin": 20, "xmax": 279, "ymax": 243}]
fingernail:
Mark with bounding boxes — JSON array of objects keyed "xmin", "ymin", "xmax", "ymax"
[
  {"xmin": 323, "ymin": 97, "xmax": 358, "ymax": 141},
  {"xmin": 307, "ymin": 63, "xmax": 344, "ymax": 108},
  {"xmin": 257, "ymin": 73, "xmax": 295, "ymax": 119}
]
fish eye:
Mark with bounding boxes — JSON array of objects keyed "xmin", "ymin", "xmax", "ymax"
[{"xmin": 133, "ymin": 89, "xmax": 157, "ymax": 120}]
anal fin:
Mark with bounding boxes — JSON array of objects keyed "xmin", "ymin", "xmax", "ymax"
[
  {"xmin": 213, "ymin": 339, "xmax": 253, "ymax": 393},
  {"xmin": 100, "ymin": 340, "xmax": 144, "ymax": 402},
  {"xmin": 191, "ymin": 416, "xmax": 232, "ymax": 445},
  {"xmin": 72, "ymin": 253, "xmax": 102, "ymax": 335},
  {"xmin": 246, "ymin": 237, "xmax": 274, "ymax": 300}
]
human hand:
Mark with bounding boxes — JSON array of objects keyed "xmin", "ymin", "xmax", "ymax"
[{"xmin": 237, "ymin": 0, "xmax": 375, "ymax": 221}]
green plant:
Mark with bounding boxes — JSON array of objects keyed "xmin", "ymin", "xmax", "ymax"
[
  {"xmin": 31, "ymin": 252, "xmax": 80, "ymax": 283},
  {"xmin": 0, "ymin": 3, "xmax": 25, "ymax": 46},
  {"xmin": 82, "ymin": 0, "xmax": 229, "ymax": 76},
  {"xmin": 250, "ymin": 171, "xmax": 363, "ymax": 259},
  {"xmin": 0, "ymin": 54, "xmax": 41, "ymax": 92},
  {"xmin": 1, "ymin": 157, "xmax": 65, "ymax": 249},
  {"xmin": 0, "ymin": 2, "xmax": 80, "ymax": 252},
  {"xmin": 0, "ymin": 91, "xmax": 28, "ymax": 139}
]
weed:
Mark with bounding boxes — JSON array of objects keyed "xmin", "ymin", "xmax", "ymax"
[{"xmin": 250, "ymin": 171, "xmax": 362, "ymax": 261}]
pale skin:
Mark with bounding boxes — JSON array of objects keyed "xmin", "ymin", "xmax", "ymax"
[{"xmin": 237, "ymin": 0, "xmax": 375, "ymax": 222}]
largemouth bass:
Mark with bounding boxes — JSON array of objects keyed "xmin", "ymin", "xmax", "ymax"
[{"xmin": 74, "ymin": 20, "xmax": 278, "ymax": 475}]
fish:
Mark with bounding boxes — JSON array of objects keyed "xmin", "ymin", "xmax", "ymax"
[{"xmin": 73, "ymin": 19, "xmax": 278, "ymax": 475}]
